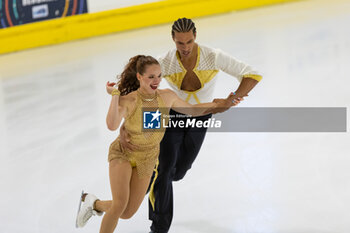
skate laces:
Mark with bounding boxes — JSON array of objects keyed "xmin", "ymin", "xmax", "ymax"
[{"xmin": 83, "ymin": 207, "xmax": 93, "ymax": 223}]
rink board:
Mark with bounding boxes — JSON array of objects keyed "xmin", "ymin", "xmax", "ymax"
[{"xmin": 0, "ymin": 0, "xmax": 300, "ymax": 54}]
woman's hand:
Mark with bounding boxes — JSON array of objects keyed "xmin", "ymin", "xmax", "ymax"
[
  {"xmin": 106, "ymin": 81, "xmax": 117, "ymax": 95},
  {"xmin": 210, "ymin": 92, "xmax": 244, "ymax": 114}
]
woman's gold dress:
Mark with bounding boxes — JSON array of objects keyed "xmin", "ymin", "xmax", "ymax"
[{"xmin": 108, "ymin": 90, "xmax": 169, "ymax": 179}]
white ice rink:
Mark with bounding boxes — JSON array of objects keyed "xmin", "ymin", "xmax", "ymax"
[{"xmin": 1, "ymin": 0, "xmax": 350, "ymax": 232}]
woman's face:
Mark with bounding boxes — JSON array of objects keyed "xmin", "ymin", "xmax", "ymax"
[{"xmin": 137, "ymin": 64, "xmax": 162, "ymax": 94}]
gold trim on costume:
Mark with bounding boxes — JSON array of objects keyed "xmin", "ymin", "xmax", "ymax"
[
  {"xmin": 166, "ymin": 46, "xmax": 219, "ymax": 103},
  {"xmin": 149, "ymin": 159, "xmax": 159, "ymax": 211},
  {"xmin": 242, "ymin": 74, "xmax": 263, "ymax": 82},
  {"xmin": 193, "ymin": 93, "xmax": 201, "ymax": 104}
]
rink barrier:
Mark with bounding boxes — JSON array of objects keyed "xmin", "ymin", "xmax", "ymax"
[{"xmin": 0, "ymin": 0, "xmax": 300, "ymax": 55}]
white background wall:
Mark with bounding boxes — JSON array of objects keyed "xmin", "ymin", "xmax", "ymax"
[{"xmin": 87, "ymin": 0, "xmax": 159, "ymax": 13}]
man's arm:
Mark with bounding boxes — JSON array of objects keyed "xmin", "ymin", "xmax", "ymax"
[
  {"xmin": 119, "ymin": 123, "xmax": 139, "ymax": 151},
  {"xmin": 234, "ymin": 77, "xmax": 259, "ymax": 98},
  {"xmin": 213, "ymin": 48, "xmax": 262, "ymax": 96}
]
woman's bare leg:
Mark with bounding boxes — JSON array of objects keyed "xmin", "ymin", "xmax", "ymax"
[
  {"xmin": 95, "ymin": 170, "xmax": 152, "ymax": 218},
  {"xmin": 120, "ymin": 169, "xmax": 152, "ymax": 219},
  {"xmin": 94, "ymin": 171, "xmax": 151, "ymax": 219},
  {"xmin": 99, "ymin": 160, "xmax": 132, "ymax": 233}
]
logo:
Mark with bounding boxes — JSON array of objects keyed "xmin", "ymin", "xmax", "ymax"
[
  {"xmin": 165, "ymin": 118, "xmax": 221, "ymax": 129},
  {"xmin": 32, "ymin": 4, "xmax": 49, "ymax": 19},
  {"xmin": 143, "ymin": 110, "xmax": 161, "ymax": 129}
]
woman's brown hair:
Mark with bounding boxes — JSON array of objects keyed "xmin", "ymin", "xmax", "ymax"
[{"xmin": 117, "ymin": 55, "xmax": 159, "ymax": 96}]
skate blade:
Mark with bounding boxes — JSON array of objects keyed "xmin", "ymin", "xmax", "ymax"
[{"xmin": 75, "ymin": 190, "xmax": 84, "ymax": 228}]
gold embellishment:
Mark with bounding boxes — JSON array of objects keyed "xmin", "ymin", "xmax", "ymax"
[
  {"xmin": 169, "ymin": 46, "xmax": 219, "ymax": 98},
  {"xmin": 242, "ymin": 74, "xmax": 263, "ymax": 82},
  {"xmin": 174, "ymin": 45, "xmax": 201, "ymax": 89},
  {"xmin": 164, "ymin": 72, "xmax": 185, "ymax": 90},
  {"xmin": 195, "ymin": 69, "xmax": 219, "ymax": 86},
  {"xmin": 137, "ymin": 89, "xmax": 157, "ymax": 102},
  {"xmin": 149, "ymin": 159, "xmax": 159, "ymax": 211},
  {"xmin": 142, "ymin": 98, "xmax": 156, "ymax": 102},
  {"xmin": 193, "ymin": 93, "xmax": 200, "ymax": 104},
  {"xmin": 111, "ymin": 89, "xmax": 120, "ymax": 96}
]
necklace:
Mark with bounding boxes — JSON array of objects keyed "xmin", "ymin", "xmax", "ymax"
[{"xmin": 137, "ymin": 89, "xmax": 157, "ymax": 102}]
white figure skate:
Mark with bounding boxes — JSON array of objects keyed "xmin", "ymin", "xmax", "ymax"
[{"xmin": 75, "ymin": 191, "xmax": 103, "ymax": 228}]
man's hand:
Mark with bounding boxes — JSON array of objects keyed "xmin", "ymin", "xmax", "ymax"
[
  {"xmin": 119, "ymin": 123, "xmax": 138, "ymax": 152},
  {"xmin": 211, "ymin": 92, "xmax": 245, "ymax": 114},
  {"xmin": 211, "ymin": 98, "xmax": 233, "ymax": 114},
  {"xmin": 226, "ymin": 91, "xmax": 248, "ymax": 104}
]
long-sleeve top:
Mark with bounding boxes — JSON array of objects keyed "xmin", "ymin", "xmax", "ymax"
[{"xmin": 158, "ymin": 44, "xmax": 262, "ymax": 104}]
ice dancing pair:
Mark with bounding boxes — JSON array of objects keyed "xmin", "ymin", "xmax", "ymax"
[
  {"xmin": 76, "ymin": 17, "xmax": 261, "ymax": 233},
  {"xmin": 76, "ymin": 54, "xmax": 240, "ymax": 232}
]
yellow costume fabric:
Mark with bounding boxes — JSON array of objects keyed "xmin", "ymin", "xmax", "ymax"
[{"xmin": 108, "ymin": 90, "xmax": 169, "ymax": 178}]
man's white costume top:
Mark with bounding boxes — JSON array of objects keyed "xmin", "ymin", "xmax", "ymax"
[{"xmin": 158, "ymin": 44, "xmax": 262, "ymax": 104}]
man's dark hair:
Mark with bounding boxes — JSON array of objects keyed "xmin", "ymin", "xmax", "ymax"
[{"xmin": 171, "ymin": 17, "xmax": 196, "ymax": 37}]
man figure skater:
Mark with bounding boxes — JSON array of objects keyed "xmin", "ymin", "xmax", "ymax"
[{"xmin": 125, "ymin": 18, "xmax": 263, "ymax": 233}]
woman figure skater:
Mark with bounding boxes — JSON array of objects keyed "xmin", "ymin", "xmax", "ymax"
[{"xmin": 75, "ymin": 55, "xmax": 240, "ymax": 233}]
